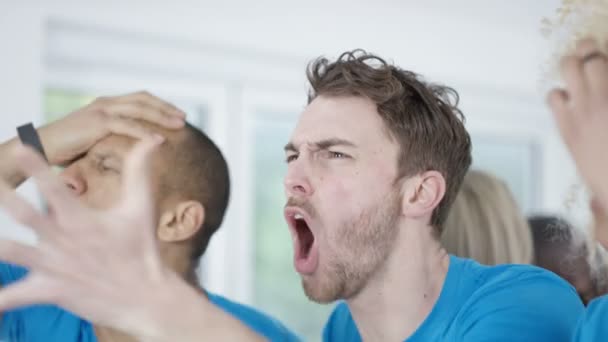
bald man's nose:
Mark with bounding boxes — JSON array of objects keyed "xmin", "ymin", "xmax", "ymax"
[{"xmin": 60, "ymin": 167, "xmax": 87, "ymax": 195}]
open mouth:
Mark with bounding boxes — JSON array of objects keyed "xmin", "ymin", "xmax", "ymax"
[
  {"xmin": 285, "ymin": 209, "xmax": 319, "ymax": 275},
  {"xmin": 295, "ymin": 214, "xmax": 314, "ymax": 258}
]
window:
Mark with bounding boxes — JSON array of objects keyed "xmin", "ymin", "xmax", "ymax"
[
  {"xmin": 471, "ymin": 135, "xmax": 540, "ymax": 213},
  {"xmin": 44, "ymin": 88, "xmax": 208, "ymax": 128},
  {"xmin": 44, "ymin": 88, "xmax": 95, "ymax": 122}
]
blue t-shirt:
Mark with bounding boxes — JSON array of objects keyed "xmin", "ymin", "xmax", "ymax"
[
  {"xmin": 0, "ymin": 262, "xmax": 299, "ymax": 342},
  {"xmin": 572, "ymin": 294, "xmax": 608, "ymax": 341},
  {"xmin": 323, "ymin": 255, "xmax": 584, "ymax": 341}
]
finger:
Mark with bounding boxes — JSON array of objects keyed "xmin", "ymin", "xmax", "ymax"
[
  {"xmin": 0, "ymin": 239, "xmax": 41, "ymax": 269},
  {"xmin": 574, "ymin": 38, "xmax": 600, "ymax": 57},
  {"xmin": 0, "ymin": 180, "xmax": 49, "ymax": 233},
  {"xmin": 12, "ymin": 145, "xmax": 79, "ymax": 214},
  {"xmin": 101, "ymin": 102, "xmax": 185, "ymax": 129},
  {"xmin": 116, "ymin": 91, "xmax": 186, "ymax": 119},
  {"xmin": 575, "ymin": 39, "xmax": 608, "ymax": 101},
  {"xmin": 120, "ymin": 135, "xmax": 164, "ymax": 216},
  {"xmin": 0, "ymin": 276, "xmax": 52, "ymax": 312},
  {"xmin": 560, "ymin": 54, "xmax": 588, "ymax": 110},
  {"xmin": 547, "ymin": 88, "xmax": 574, "ymax": 139},
  {"xmin": 107, "ymin": 117, "xmax": 164, "ymax": 140}
]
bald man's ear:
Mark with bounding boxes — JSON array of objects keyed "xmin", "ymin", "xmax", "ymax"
[
  {"xmin": 400, "ymin": 171, "xmax": 446, "ymax": 220},
  {"xmin": 158, "ymin": 201, "xmax": 205, "ymax": 242}
]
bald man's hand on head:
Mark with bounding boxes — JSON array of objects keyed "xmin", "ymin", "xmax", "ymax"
[
  {"xmin": 41, "ymin": 90, "xmax": 187, "ymax": 166},
  {"xmin": 0, "ymin": 91, "xmax": 186, "ymax": 189}
]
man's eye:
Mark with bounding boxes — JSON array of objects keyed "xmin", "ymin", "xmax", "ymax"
[
  {"xmin": 286, "ymin": 155, "xmax": 298, "ymax": 163},
  {"xmin": 99, "ymin": 164, "xmax": 114, "ymax": 173},
  {"xmin": 100, "ymin": 164, "xmax": 114, "ymax": 172},
  {"xmin": 328, "ymin": 151, "xmax": 348, "ymax": 159},
  {"xmin": 96, "ymin": 159, "xmax": 119, "ymax": 174}
]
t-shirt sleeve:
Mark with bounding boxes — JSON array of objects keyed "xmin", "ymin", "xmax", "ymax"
[
  {"xmin": 458, "ymin": 270, "xmax": 584, "ymax": 342},
  {"xmin": 0, "ymin": 263, "xmax": 94, "ymax": 342},
  {"xmin": 0, "ymin": 262, "xmax": 29, "ymax": 341},
  {"xmin": 0, "ymin": 261, "xmax": 28, "ymax": 286}
]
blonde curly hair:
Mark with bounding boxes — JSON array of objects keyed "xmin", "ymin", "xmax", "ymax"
[{"xmin": 542, "ymin": 0, "xmax": 608, "ymax": 83}]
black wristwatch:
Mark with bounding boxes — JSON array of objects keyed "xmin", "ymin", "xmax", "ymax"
[{"xmin": 17, "ymin": 122, "xmax": 48, "ymax": 162}]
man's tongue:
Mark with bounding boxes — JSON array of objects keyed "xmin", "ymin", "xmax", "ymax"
[{"xmin": 293, "ymin": 219, "xmax": 319, "ymax": 274}]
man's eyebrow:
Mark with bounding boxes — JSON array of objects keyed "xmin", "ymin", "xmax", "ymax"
[
  {"xmin": 284, "ymin": 142, "xmax": 297, "ymax": 153},
  {"xmin": 313, "ymin": 138, "xmax": 357, "ymax": 150},
  {"xmin": 284, "ymin": 139, "xmax": 357, "ymax": 153},
  {"xmin": 91, "ymin": 150, "xmax": 122, "ymax": 162}
]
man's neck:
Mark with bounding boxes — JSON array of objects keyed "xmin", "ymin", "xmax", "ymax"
[{"xmin": 347, "ymin": 224, "xmax": 450, "ymax": 342}]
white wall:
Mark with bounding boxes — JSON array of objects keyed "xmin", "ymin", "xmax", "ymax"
[{"xmin": 0, "ymin": 3, "xmax": 44, "ymax": 243}]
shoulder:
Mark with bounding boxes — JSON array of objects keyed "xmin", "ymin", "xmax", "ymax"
[
  {"xmin": 207, "ymin": 292, "xmax": 301, "ymax": 342},
  {"xmin": 572, "ymin": 295, "xmax": 608, "ymax": 342},
  {"xmin": 456, "ymin": 262, "xmax": 584, "ymax": 341}
]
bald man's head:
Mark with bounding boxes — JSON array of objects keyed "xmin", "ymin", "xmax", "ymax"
[
  {"xmin": 60, "ymin": 120, "xmax": 229, "ymax": 278},
  {"xmin": 155, "ymin": 122, "xmax": 230, "ymax": 264}
]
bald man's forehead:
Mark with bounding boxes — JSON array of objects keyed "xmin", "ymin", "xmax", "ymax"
[
  {"xmin": 86, "ymin": 133, "xmax": 175, "ymax": 175},
  {"xmin": 91, "ymin": 120, "xmax": 185, "ymax": 153},
  {"xmin": 90, "ymin": 135, "xmax": 135, "ymax": 156}
]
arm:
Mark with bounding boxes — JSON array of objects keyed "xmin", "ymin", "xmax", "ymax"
[
  {"xmin": 0, "ymin": 137, "xmax": 27, "ymax": 188},
  {"xmin": 132, "ymin": 273, "xmax": 265, "ymax": 342}
]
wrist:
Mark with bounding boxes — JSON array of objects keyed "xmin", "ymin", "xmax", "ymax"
[
  {"xmin": 0, "ymin": 137, "xmax": 26, "ymax": 187},
  {"xmin": 128, "ymin": 272, "xmax": 262, "ymax": 342},
  {"xmin": 36, "ymin": 123, "xmax": 66, "ymax": 165},
  {"xmin": 124, "ymin": 271, "xmax": 204, "ymax": 342}
]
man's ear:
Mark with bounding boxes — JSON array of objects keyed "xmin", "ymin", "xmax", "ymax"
[
  {"xmin": 157, "ymin": 201, "xmax": 205, "ymax": 242},
  {"xmin": 400, "ymin": 171, "xmax": 446, "ymax": 219}
]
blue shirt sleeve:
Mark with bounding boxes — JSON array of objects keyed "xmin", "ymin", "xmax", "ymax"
[
  {"xmin": 572, "ymin": 295, "xmax": 608, "ymax": 342},
  {"xmin": 0, "ymin": 262, "xmax": 95, "ymax": 342},
  {"xmin": 0, "ymin": 261, "xmax": 28, "ymax": 286},
  {"xmin": 458, "ymin": 270, "xmax": 584, "ymax": 342},
  {"xmin": 0, "ymin": 261, "xmax": 28, "ymax": 341}
]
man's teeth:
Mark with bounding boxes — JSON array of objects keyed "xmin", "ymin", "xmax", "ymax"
[{"xmin": 294, "ymin": 214, "xmax": 304, "ymax": 220}]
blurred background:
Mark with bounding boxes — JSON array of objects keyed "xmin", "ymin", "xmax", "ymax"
[{"xmin": 0, "ymin": 1, "xmax": 590, "ymax": 340}]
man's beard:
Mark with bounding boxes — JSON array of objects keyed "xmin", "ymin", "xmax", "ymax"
[{"xmin": 302, "ymin": 189, "xmax": 401, "ymax": 303}]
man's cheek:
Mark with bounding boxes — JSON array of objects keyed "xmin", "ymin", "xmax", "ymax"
[{"xmin": 90, "ymin": 185, "xmax": 121, "ymax": 209}]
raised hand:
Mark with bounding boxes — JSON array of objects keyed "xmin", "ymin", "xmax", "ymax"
[
  {"xmin": 0, "ymin": 137, "xmax": 177, "ymax": 339},
  {"xmin": 547, "ymin": 39, "xmax": 608, "ymax": 213}
]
